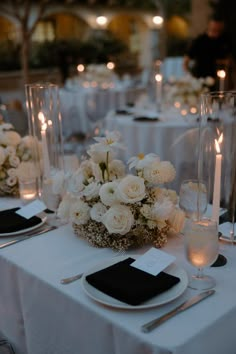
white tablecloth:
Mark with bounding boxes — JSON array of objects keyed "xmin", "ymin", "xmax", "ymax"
[
  {"xmin": 0, "ymin": 198, "xmax": 236, "ymax": 354},
  {"xmin": 105, "ymin": 111, "xmax": 199, "ymax": 192}
]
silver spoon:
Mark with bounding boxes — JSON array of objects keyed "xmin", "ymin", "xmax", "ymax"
[{"xmin": 60, "ymin": 272, "xmax": 83, "ymax": 284}]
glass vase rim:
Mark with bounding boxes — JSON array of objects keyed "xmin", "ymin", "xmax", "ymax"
[
  {"xmin": 201, "ymin": 90, "xmax": 236, "ymax": 98},
  {"xmin": 25, "ymin": 82, "xmax": 58, "ymax": 89}
]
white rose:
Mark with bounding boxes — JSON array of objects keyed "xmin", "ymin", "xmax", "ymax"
[
  {"xmin": 90, "ymin": 202, "xmax": 107, "ymax": 222},
  {"xmin": 5, "ymin": 146, "xmax": 16, "ymax": 156},
  {"xmin": 82, "ymin": 182, "xmax": 100, "ymax": 200},
  {"xmin": 0, "ymin": 131, "xmax": 21, "ymax": 147},
  {"xmin": 9, "ymin": 155, "xmax": 20, "ymax": 168},
  {"xmin": 116, "ymin": 175, "xmax": 145, "ymax": 204},
  {"xmin": 6, "ymin": 176, "xmax": 17, "ymax": 187},
  {"xmin": 0, "ymin": 146, "xmax": 5, "ymax": 166},
  {"xmin": 0, "ymin": 123, "xmax": 14, "ymax": 131},
  {"xmin": 70, "ymin": 199, "xmax": 90, "ymax": 225},
  {"xmin": 7, "ymin": 168, "xmax": 17, "ymax": 178},
  {"xmin": 102, "ymin": 204, "xmax": 134, "ymax": 235},
  {"xmin": 109, "ymin": 159, "xmax": 126, "ymax": 180},
  {"xmin": 99, "ymin": 181, "xmax": 119, "ymax": 206}
]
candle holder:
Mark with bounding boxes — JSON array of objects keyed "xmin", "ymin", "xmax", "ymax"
[
  {"xmin": 199, "ymin": 91, "xmax": 236, "ymax": 245},
  {"xmin": 25, "ymin": 83, "xmax": 64, "ymax": 211}
]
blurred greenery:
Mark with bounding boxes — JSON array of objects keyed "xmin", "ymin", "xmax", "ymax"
[{"xmin": 0, "ymin": 32, "xmax": 129, "ymax": 71}]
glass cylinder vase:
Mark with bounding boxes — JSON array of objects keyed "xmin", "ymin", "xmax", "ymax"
[
  {"xmin": 25, "ymin": 83, "xmax": 64, "ymax": 211},
  {"xmin": 199, "ymin": 91, "xmax": 236, "ymax": 241}
]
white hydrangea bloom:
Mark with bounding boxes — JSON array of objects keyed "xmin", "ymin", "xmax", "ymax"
[
  {"xmin": 90, "ymin": 202, "xmax": 107, "ymax": 222},
  {"xmin": 143, "ymin": 161, "xmax": 176, "ymax": 184},
  {"xmin": 70, "ymin": 199, "xmax": 90, "ymax": 225},
  {"xmin": 57, "ymin": 194, "xmax": 76, "ymax": 221},
  {"xmin": 0, "ymin": 146, "xmax": 5, "ymax": 166},
  {"xmin": 82, "ymin": 181, "xmax": 100, "ymax": 200},
  {"xmin": 152, "ymin": 198, "xmax": 174, "ymax": 220}
]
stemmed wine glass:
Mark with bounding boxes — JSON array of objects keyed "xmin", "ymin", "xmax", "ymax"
[
  {"xmin": 179, "ymin": 179, "xmax": 208, "ymax": 220},
  {"xmin": 184, "ymin": 217, "xmax": 218, "ymax": 290}
]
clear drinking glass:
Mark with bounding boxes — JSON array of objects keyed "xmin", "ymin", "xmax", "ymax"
[
  {"xmin": 184, "ymin": 217, "xmax": 218, "ymax": 290},
  {"xmin": 179, "ymin": 179, "xmax": 207, "ymax": 219}
]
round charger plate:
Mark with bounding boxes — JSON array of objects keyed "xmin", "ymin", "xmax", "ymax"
[
  {"xmin": 82, "ymin": 255, "xmax": 188, "ymax": 310},
  {"xmin": 0, "ymin": 216, "xmax": 47, "ymax": 237}
]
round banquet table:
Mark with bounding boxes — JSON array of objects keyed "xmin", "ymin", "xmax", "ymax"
[{"xmin": 105, "ymin": 111, "xmax": 200, "ymax": 192}]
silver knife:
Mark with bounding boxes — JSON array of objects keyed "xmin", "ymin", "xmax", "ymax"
[
  {"xmin": 0, "ymin": 225, "xmax": 57, "ymax": 249},
  {"xmin": 141, "ymin": 289, "xmax": 215, "ymax": 333}
]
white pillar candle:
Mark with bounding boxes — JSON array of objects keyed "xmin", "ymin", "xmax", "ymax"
[
  {"xmin": 155, "ymin": 73, "xmax": 162, "ymax": 110},
  {"xmin": 212, "ymin": 134, "xmax": 223, "ymax": 224},
  {"xmin": 38, "ymin": 112, "xmax": 50, "ymax": 179},
  {"xmin": 217, "ymin": 70, "xmax": 226, "ymax": 91}
]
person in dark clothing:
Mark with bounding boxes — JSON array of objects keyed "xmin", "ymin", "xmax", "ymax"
[{"xmin": 183, "ymin": 17, "xmax": 232, "ymax": 82}]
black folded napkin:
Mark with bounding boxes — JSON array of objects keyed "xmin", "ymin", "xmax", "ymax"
[
  {"xmin": 0, "ymin": 207, "xmax": 42, "ymax": 234},
  {"xmin": 115, "ymin": 109, "xmax": 132, "ymax": 115},
  {"xmin": 133, "ymin": 116, "xmax": 159, "ymax": 122},
  {"xmin": 86, "ymin": 257, "xmax": 180, "ymax": 306}
]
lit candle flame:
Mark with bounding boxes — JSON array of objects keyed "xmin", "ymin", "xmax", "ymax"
[
  {"xmin": 215, "ymin": 133, "xmax": 223, "ymax": 153},
  {"xmin": 107, "ymin": 61, "xmax": 115, "ymax": 70},
  {"xmin": 217, "ymin": 70, "xmax": 226, "ymax": 79},
  {"xmin": 155, "ymin": 74, "xmax": 162, "ymax": 82},
  {"xmin": 38, "ymin": 112, "xmax": 47, "ymax": 131}
]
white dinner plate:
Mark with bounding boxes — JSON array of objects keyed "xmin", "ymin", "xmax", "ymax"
[
  {"xmin": 0, "ymin": 216, "xmax": 47, "ymax": 237},
  {"xmin": 82, "ymin": 256, "xmax": 188, "ymax": 310}
]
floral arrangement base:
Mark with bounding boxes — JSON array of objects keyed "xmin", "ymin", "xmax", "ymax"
[{"xmin": 73, "ymin": 220, "xmax": 168, "ymax": 251}]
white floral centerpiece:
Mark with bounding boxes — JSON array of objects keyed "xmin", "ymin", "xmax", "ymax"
[
  {"xmin": 57, "ymin": 131, "xmax": 185, "ymax": 250},
  {"xmin": 164, "ymin": 74, "xmax": 214, "ymax": 109},
  {"xmin": 0, "ymin": 122, "xmax": 38, "ymax": 196}
]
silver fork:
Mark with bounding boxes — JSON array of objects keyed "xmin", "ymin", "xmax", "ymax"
[{"xmin": 60, "ymin": 273, "xmax": 83, "ymax": 284}]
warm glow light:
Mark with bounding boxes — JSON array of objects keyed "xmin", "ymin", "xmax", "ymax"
[
  {"xmin": 77, "ymin": 64, "xmax": 85, "ymax": 73},
  {"xmin": 155, "ymin": 73, "xmax": 162, "ymax": 82},
  {"xmin": 181, "ymin": 109, "xmax": 188, "ymax": 116},
  {"xmin": 152, "ymin": 16, "xmax": 164, "ymax": 26},
  {"xmin": 217, "ymin": 70, "xmax": 226, "ymax": 79},
  {"xmin": 190, "ymin": 107, "xmax": 197, "ymax": 114},
  {"xmin": 38, "ymin": 111, "xmax": 45, "ymax": 123},
  {"xmin": 107, "ymin": 61, "xmax": 115, "ymax": 70},
  {"xmin": 48, "ymin": 119, "xmax": 52, "ymax": 126},
  {"xmin": 215, "ymin": 133, "xmax": 223, "ymax": 153},
  {"xmin": 96, "ymin": 16, "xmax": 108, "ymax": 27},
  {"xmin": 174, "ymin": 101, "xmax": 181, "ymax": 108}
]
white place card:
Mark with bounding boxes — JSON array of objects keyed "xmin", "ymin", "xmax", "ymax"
[
  {"xmin": 131, "ymin": 247, "xmax": 176, "ymax": 276},
  {"xmin": 16, "ymin": 199, "xmax": 47, "ymax": 219},
  {"xmin": 219, "ymin": 222, "xmax": 236, "ymax": 238}
]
